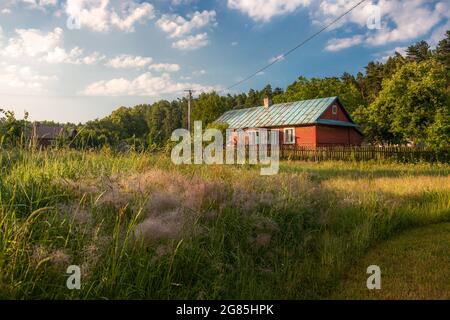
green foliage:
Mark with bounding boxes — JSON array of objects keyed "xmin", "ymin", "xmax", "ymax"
[
  {"xmin": 274, "ymin": 75, "xmax": 366, "ymax": 113},
  {"xmin": 355, "ymin": 59, "xmax": 450, "ymax": 145},
  {"xmin": 406, "ymin": 40, "xmax": 432, "ymax": 62},
  {"xmin": 0, "ymin": 109, "xmax": 30, "ymax": 147},
  {"xmin": 435, "ymin": 30, "xmax": 450, "ymax": 70},
  {"xmin": 192, "ymin": 92, "xmax": 227, "ymax": 124}
]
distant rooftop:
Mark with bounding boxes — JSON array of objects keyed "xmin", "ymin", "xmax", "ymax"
[
  {"xmin": 30, "ymin": 124, "xmax": 65, "ymax": 140},
  {"xmin": 217, "ymin": 96, "xmax": 356, "ymax": 129}
]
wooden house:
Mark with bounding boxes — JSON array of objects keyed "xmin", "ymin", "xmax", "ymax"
[{"xmin": 216, "ymin": 96, "xmax": 363, "ymax": 147}]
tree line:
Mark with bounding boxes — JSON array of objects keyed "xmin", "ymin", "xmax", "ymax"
[{"xmin": 1, "ymin": 31, "xmax": 449, "ymax": 151}]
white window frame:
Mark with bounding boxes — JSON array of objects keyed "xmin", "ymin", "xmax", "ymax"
[
  {"xmin": 332, "ymin": 104, "xmax": 338, "ymax": 115},
  {"xmin": 283, "ymin": 128, "xmax": 295, "ymax": 145}
]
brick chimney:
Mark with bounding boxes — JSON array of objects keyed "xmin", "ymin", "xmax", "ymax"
[{"xmin": 263, "ymin": 97, "xmax": 272, "ymax": 109}]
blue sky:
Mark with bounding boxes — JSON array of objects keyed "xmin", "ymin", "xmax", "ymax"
[{"xmin": 0, "ymin": 0, "xmax": 449, "ymax": 123}]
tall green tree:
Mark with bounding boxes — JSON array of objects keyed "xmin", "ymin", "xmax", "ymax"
[
  {"xmin": 435, "ymin": 30, "xmax": 450, "ymax": 70},
  {"xmin": 191, "ymin": 92, "xmax": 227, "ymax": 125},
  {"xmin": 355, "ymin": 59, "xmax": 449, "ymax": 145},
  {"xmin": 407, "ymin": 40, "xmax": 432, "ymax": 62}
]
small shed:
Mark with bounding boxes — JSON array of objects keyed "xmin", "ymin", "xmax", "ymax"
[
  {"xmin": 216, "ymin": 96, "xmax": 363, "ymax": 147},
  {"xmin": 30, "ymin": 123, "xmax": 67, "ymax": 147}
]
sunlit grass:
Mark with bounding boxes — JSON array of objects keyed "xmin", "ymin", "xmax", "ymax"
[
  {"xmin": 0, "ymin": 149, "xmax": 449, "ymax": 299},
  {"xmin": 330, "ymin": 223, "xmax": 450, "ymax": 300}
]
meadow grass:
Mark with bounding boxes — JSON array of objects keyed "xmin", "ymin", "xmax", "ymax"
[
  {"xmin": 0, "ymin": 149, "xmax": 449, "ymax": 299},
  {"xmin": 330, "ymin": 223, "xmax": 450, "ymax": 299}
]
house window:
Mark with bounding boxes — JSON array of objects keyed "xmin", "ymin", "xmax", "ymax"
[
  {"xmin": 332, "ymin": 104, "xmax": 338, "ymax": 115},
  {"xmin": 283, "ymin": 128, "xmax": 295, "ymax": 144}
]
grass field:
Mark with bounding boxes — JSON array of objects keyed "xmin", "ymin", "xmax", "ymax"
[
  {"xmin": 331, "ymin": 223, "xmax": 450, "ymax": 299},
  {"xmin": 0, "ymin": 149, "xmax": 449, "ymax": 299}
]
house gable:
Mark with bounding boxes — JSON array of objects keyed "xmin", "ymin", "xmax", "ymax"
[{"xmin": 319, "ymin": 99, "xmax": 352, "ymax": 123}]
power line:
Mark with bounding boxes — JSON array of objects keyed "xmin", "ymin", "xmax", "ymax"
[{"xmin": 225, "ymin": 0, "xmax": 368, "ymax": 91}]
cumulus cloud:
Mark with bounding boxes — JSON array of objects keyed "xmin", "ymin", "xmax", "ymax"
[
  {"xmin": 315, "ymin": 0, "xmax": 450, "ymax": 50},
  {"xmin": 42, "ymin": 46, "xmax": 83, "ymax": 63},
  {"xmin": 65, "ymin": 0, "xmax": 110, "ymax": 32},
  {"xmin": 1, "ymin": 27, "xmax": 63, "ymax": 58},
  {"xmin": 156, "ymin": 10, "xmax": 216, "ymax": 38},
  {"xmin": 149, "ymin": 63, "xmax": 181, "ymax": 72},
  {"xmin": 81, "ymin": 72, "xmax": 220, "ymax": 96},
  {"xmin": 227, "ymin": 0, "xmax": 311, "ymax": 22},
  {"xmin": 81, "ymin": 51, "xmax": 106, "ymax": 65},
  {"xmin": 0, "ymin": 27, "xmax": 106, "ymax": 65},
  {"xmin": 365, "ymin": 0, "xmax": 447, "ymax": 46},
  {"xmin": 156, "ymin": 10, "xmax": 216, "ymax": 51},
  {"xmin": 110, "ymin": 1, "xmax": 154, "ymax": 32},
  {"xmin": 20, "ymin": 0, "xmax": 58, "ymax": 9},
  {"xmin": 171, "ymin": 0, "xmax": 198, "ymax": 5},
  {"xmin": 171, "ymin": 33, "xmax": 209, "ymax": 51},
  {"xmin": 106, "ymin": 54, "xmax": 153, "ymax": 69},
  {"xmin": 0, "ymin": 63, "xmax": 57, "ymax": 93},
  {"xmin": 65, "ymin": 0, "xmax": 154, "ymax": 33},
  {"xmin": 325, "ymin": 35, "xmax": 363, "ymax": 51},
  {"xmin": 227, "ymin": 0, "xmax": 450, "ymax": 51}
]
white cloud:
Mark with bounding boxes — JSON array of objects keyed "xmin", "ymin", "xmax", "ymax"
[
  {"xmin": 429, "ymin": 20, "xmax": 450, "ymax": 47},
  {"xmin": 268, "ymin": 54, "xmax": 285, "ymax": 63},
  {"xmin": 106, "ymin": 54, "xmax": 153, "ymax": 69},
  {"xmin": 193, "ymin": 69, "xmax": 206, "ymax": 76},
  {"xmin": 156, "ymin": 10, "xmax": 216, "ymax": 38},
  {"xmin": 65, "ymin": 0, "xmax": 154, "ymax": 33},
  {"xmin": 65, "ymin": 0, "xmax": 111, "ymax": 32},
  {"xmin": 42, "ymin": 46, "xmax": 83, "ymax": 63},
  {"xmin": 110, "ymin": 1, "xmax": 154, "ymax": 32},
  {"xmin": 171, "ymin": 0, "xmax": 198, "ymax": 5},
  {"xmin": 325, "ymin": 35, "xmax": 363, "ymax": 51},
  {"xmin": 149, "ymin": 63, "xmax": 181, "ymax": 72},
  {"xmin": 315, "ymin": 0, "xmax": 450, "ymax": 50},
  {"xmin": 377, "ymin": 46, "xmax": 407, "ymax": 62},
  {"xmin": 20, "ymin": 0, "xmax": 58, "ymax": 10},
  {"xmin": 172, "ymin": 33, "xmax": 209, "ymax": 51},
  {"xmin": 365, "ymin": 0, "xmax": 447, "ymax": 46},
  {"xmin": 0, "ymin": 63, "xmax": 57, "ymax": 93},
  {"xmin": 82, "ymin": 51, "xmax": 106, "ymax": 65},
  {"xmin": 0, "ymin": 27, "xmax": 107, "ymax": 65},
  {"xmin": 227, "ymin": 0, "xmax": 311, "ymax": 22},
  {"xmin": 81, "ymin": 72, "xmax": 220, "ymax": 96},
  {"xmin": 231, "ymin": 41, "xmax": 239, "ymax": 46},
  {"xmin": 1, "ymin": 27, "xmax": 63, "ymax": 58}
]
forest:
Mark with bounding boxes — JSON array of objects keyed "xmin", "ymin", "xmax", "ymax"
[{"xmin": 1, "ymin": 31, "xmax": 449, "ymax": 151}]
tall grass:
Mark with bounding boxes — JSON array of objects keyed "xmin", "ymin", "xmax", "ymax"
[{"xmin": 0, "ymin": 149, "xmax": 449, "ymax": 299}]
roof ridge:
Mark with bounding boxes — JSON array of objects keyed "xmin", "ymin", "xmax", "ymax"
[
  {"xmin": 224, "ymin": 96, "xmax": 337, "ymax": 114},
  {"xmin": 217, "ymin": 96, "xmax": 342, "ymax": 129}
]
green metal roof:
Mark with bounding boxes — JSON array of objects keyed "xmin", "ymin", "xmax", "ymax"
[{"xmin": 217, "ymin": 96, "xmax": 353, "ymax": 129}]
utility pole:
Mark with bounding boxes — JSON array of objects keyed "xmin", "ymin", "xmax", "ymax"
[{"xmin": 185, "ymin": 89, "xmax": 194, "ymax": 132}]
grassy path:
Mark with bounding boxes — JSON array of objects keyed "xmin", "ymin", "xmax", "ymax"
[{"xmin": 330, "ymin": 223, "xmax": 450, "ymax": 299}]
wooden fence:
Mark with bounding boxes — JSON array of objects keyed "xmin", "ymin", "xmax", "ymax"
[{"xmin": 239, "ymin": 145, "xmax": 449, "ymax": 162}]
